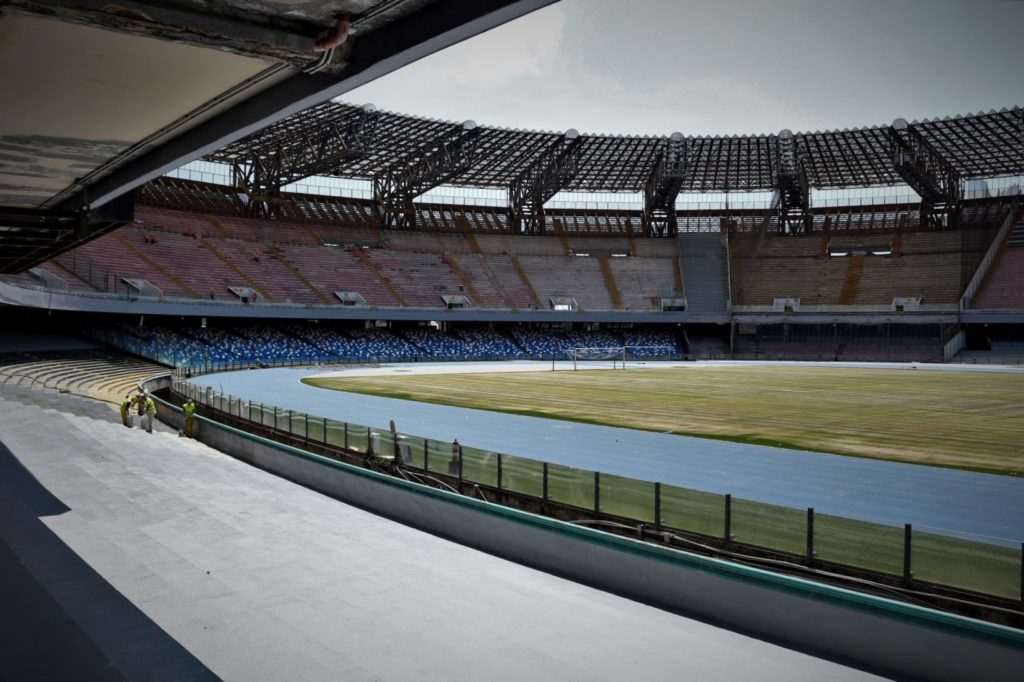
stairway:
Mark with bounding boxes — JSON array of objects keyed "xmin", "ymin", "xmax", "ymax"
[
  {"xmin": 1008, "ymin": 216, "xmax": 1024, "ymax": 247},
  {"xmin": 267, "ymin": 246, "xmax": 332, "ymax": 304},
  {"xmin": 0, "ymin": 352, "xmax": 167, "ymax": 405},
  {"xmin": 354, "ymin": 249, "xmax": 406, "ymax": 305},
  {"xmin": 200, "ymin": 239, "xmax": 274, "ymax": 302},
  {"xmin": 443, "ymin": 253, "xmax": 483, "ymax": 304},
  {"xmin": 597, "ymin": 257, "xmax": 624, "ymax": 310},
  {"xmin": 676, "ymin": 234, "xmax": 728, "ymax": 312},
  {"xmin": 510, "ymin": 255, "xmax": 542, "ymax": 308},
  {"xmin": 551, "ymin": 218, "xmax": 572, "ymax": 256},
  {"xmin": 838, "ymin": 255, "xmax": 865, "ymax": 304}
]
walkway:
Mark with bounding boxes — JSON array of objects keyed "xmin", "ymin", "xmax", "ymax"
[{"xmin": 0, "ymin": 384, "xmax": 881, "ymax": 681}]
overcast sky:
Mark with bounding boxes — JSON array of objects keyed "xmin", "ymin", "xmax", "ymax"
[{"xmin": 344, "ymin": 0, "xmax": 1024, "ymax": 136}]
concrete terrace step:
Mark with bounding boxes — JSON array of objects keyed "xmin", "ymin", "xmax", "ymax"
[{"xmin": 0, "ymin": 384, "xmax": 885, "ymax": 682}]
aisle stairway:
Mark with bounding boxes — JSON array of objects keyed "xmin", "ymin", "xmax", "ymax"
[
  {"xmin": 677, "ymin": 234, "xmax": 729, "ymax": 312},
  {"xmin": 0, "ymin": 351, "xmax": 166, "ymax": 405}
]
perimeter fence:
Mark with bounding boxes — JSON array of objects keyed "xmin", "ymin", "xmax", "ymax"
[{"xmin": 170, "ymin": 368, "xmax": 1023, "ymax": 606}]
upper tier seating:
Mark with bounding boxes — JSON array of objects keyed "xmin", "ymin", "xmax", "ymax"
[
  {"xmin": 4, "ymin": 201, "xmax": 1014, "ymax": 314},
  {"xmin": 974, "ymin": 214, "xmax": 1024, "ymax": 310},
  {"xmin": 732, "ymin": 227, "xmax": 979, "ymax": 306},
  {"xmin": 6, "ymin": 206, "xmax": 676, "ymax": 311}
]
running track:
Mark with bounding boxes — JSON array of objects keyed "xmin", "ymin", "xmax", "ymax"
[{"xmin": 194, "ymin": 361, "xmax": 1024, "ymax": 547}]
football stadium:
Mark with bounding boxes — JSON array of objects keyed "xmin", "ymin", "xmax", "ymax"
[{"xmin": 1, "ymin": 1, "xmax": 1023, "ymax": 680}]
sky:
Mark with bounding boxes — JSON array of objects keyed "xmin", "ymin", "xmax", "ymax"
[{"xmin": 344, "ymin": 0, "xmax": 1024, "ymax": 137}]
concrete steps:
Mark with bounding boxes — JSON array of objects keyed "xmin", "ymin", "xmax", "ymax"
[
  {"xmin": 677, "ymin": 234, "xmax": 729, "ymax": 312},
  {"xmin": 0, "ymin": 353, "xmax": 164, "ymax": 404}
]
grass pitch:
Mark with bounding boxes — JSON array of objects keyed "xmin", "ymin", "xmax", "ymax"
[{"xmin": 303, "ymin": 364, "xmax": 1024, "ymax": 476}]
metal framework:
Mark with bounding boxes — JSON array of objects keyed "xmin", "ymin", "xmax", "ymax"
[
  {"xmin": 507, "ymin": 130, "xmax": 583, "ymax": 234},
  {"xmin": 373, "ymin": 122, "xmax": 482, "ymax": 229},
  {"xmin": 642, "ymin": 133, "xmax": 687, "ymax": 236},
  {"xmin": 204, "ymin": 103, "xmax": 1024, "ymax": 209},
  {"xmin": 776, "ymin": 130, "xmax": 811, "ymax": 235},
  {"xmin": 225, "ymin": 103, "xmax": 379, "ymax": 218},
  {"xmin": 0, "ymin": 195, "xmax": 133, "ymax": 273},
  {"xmin": 887, "ymin": 119, "xmax": 960, "ymax": 229}
]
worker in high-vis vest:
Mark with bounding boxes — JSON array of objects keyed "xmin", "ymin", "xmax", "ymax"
[
  {"xmin": 120, "ymin": 395, "xmax": 132, "ymax": 428},
  {"xmin": 145, "ymin": 395, "xmax": 156, "ymax": 433},
  {"xmin": 183, "ymin": 399, "xmax": 196, "ymax": 438}
]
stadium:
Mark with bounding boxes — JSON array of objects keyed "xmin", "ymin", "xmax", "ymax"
[{"xmin": 1, "ymin": 1, "xmax": 1023, "ymax": 680}]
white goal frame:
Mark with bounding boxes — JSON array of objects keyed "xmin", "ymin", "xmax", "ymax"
[{"xmin": 567, "ymin": 345, "xmax": 677, "ymax": 370}]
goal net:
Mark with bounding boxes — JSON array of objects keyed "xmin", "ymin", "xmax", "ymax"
[
  {"xmin": 567, "ymin": 345, "xmax": 677, "ymax": 370},
  {"xmin": 570, "ymin": 346, "xmax": 625, "ymax": 370}
]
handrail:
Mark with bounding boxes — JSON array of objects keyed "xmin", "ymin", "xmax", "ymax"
[
  {"xmin": 170, "ymin": 367, "xmax": 1024, "ymax": 609},
  {"xmin": 961, "ymin": 201, "xmax": 1021, "ymax": 310}
]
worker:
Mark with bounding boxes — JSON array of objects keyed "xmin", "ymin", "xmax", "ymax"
[
  {"xmin": 135, "ymin": 389, "xmax": 147, "ymax": 423},
  {"xmin": 183, "ymin": 398, "xmax": 196, "ymax": 438},
  {"xmin": 449, "ymin": 438, "xmax": 461, "ymax": 475},
  {"xmin": 145, "ymin": 394, "xmax": 156, "ymax": 433},
  {"xmin": 120, "ymin": 394, "xmax": 132, "ymax": 428}
]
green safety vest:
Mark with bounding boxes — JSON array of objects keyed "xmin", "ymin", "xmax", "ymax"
[
  {"xmin": 145, "ymin": 399, "xmax": 156, "ymax": 415},
  {"xmin": 183, "ymin": 403, "xmax": 195, "ymax": 417}
]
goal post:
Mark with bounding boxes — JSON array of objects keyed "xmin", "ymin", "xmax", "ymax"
[
  {"xmin": 570, "ymin": 346, "xmax": 626, "ymax": 371},
  {"xmin": 567, "ymin": 345, "xmax": 678, "ymax": 370}
]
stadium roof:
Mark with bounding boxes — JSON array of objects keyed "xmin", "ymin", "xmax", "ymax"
[
  {"xmin": 0, "ymin": 0, "xmax": 554, "ymax": 273},
  {"xmin": 208, "ymin": 102, "xmax": 1024, "ymax": 192}
]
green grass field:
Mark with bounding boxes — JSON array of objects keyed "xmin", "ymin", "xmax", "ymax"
[
  {"xmin": 298, "ymin": 364, "xmax": 1024, "ymax": 598},
  {"xmin": 303, "ymin": 365, "xmax": 1024, "ymax": 475}
]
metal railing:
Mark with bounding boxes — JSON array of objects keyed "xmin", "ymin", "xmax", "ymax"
[{"xmin": 171, "ymin": 367, "xmax": 1024, "ymax": 607}]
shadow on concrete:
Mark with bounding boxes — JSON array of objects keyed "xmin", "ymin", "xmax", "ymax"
[{"xmin": 0, "ymin": 440, "xmax": 219, "ymax": 682}]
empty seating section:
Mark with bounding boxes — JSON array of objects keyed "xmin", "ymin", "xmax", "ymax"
[
  {"xmin": 365, "ymin": 250, "xmax": 461, "ymax": 307},
  {"xmin": 855, "ymin": 231, "xmax": 965, "ymax": 304},
  {"xmin": 734, "ymin": 327, "xmax": 940, "ymax": 362},
  {"xmin": 279, "ymin": 245, "xmax": 401, "ymax": 306},
  {"xmin": 732, "ymin": 234, "xmax": 843, "ymax": 305},
  {"xmin": 733, "ymin": 230, "xmax": 970, "ymax": 306},
  {"xmin": 606, "ymin": 257, "xmax": 676, "ymax": 310},
  {"xmin": 6, "ymin": 202, "xmax": 1015, "ymax": 313},
  {"xmin": 515, "ymin": 256, "xmax": 612, "ymax": 309},
  {"xmin": 205, "ymin": 239, "xmax": 311, "ymax": 303},
  {"xmin": 80, "ymin": 224, "xmax": 670, "ymax": 312},
  {"xmin": 855, "ymin": 253, "xmax": 962, "ymax": 304},
  {"xmin": 282, "ymin": 324, "xmax": 417, "ymax": 359},
  {"xmin": 976, "ymin": 249, "xmax": 1024, "ymax": 309},
  {"xmin": 678, "ymin": 234, "xmax": 728, "ymax": 312},
  {"xmin": 79, "ymin": 230, "xmax": 225, "ymax": 298},
  {"xmin": 451, "ymin": 329, "xmax": 524, "ymax": 358},
  {"xmin": 213, "ymin": 216, "xmax": 321, "ymax": 246},
  {"xmin": 621, "ymin": 329, "xmax": 683, "ymax": 356},
  {"xmin": 473, "ymin": 234, "xmax": 564, "ymax": 257},
  {"xmin": 309, "ymin": 221, "xmax": 380, "ymax": 246},
  {"xmin": 235, "ymin": 325, "xmax": 323, "ymax": 359},
  {"xmin": 509, "ymin": 328, "xmax": 616, "ymax": 358},
  {"xmin": 346, "ymin": 329, "xmax": 421, "ymax": 359},
  {"xmin": 479, "ymin": 255, "xmax": 536, "ymax": 308},
  {"xmin": 449, "ymin": 253, "xmax": 516, "ymax": 307},
  {"xmin": 136, "ymin": 207, "xmax": 215, "ymax": 238},
  {"xmin": 403, "ymin": 329, "xmax": 466, "ymax": 357}
]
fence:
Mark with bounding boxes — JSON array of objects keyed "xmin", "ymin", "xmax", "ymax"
[{"xmin": 172, "ymin": 369, "xmax": 1024, "ymax": 606}]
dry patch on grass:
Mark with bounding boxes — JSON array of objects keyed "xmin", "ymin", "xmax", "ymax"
[{"xmin": 304, "ymin": 365, "xmax": 1024, "ymax": 475}]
